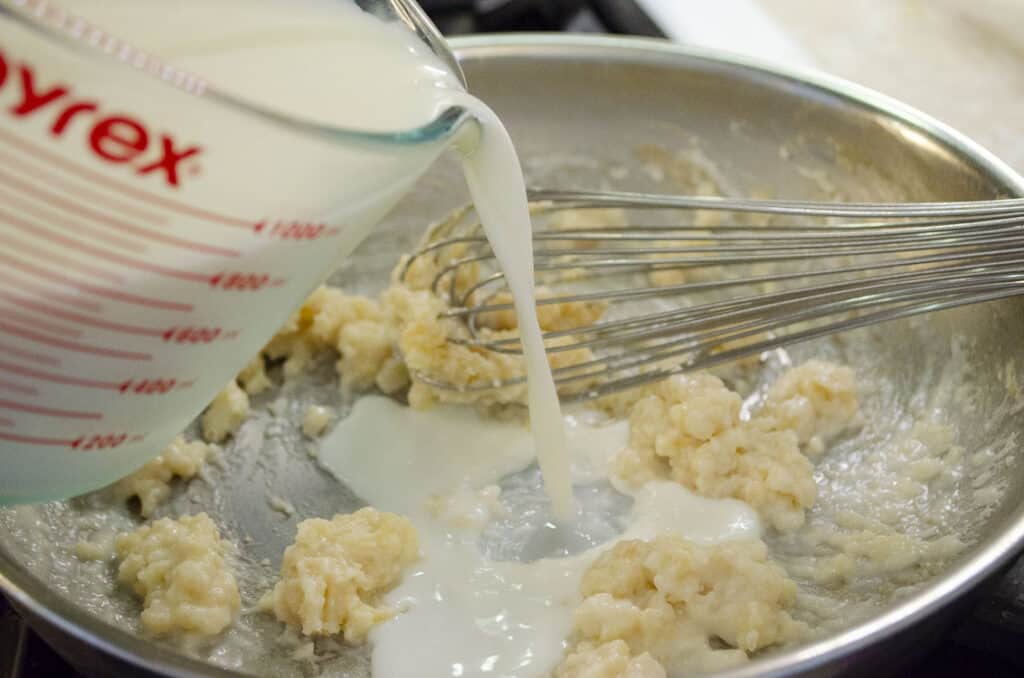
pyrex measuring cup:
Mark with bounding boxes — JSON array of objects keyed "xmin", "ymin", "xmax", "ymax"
[{"xmin": 0, "ymin": 0, "xmax": 472, "ymax": 502}]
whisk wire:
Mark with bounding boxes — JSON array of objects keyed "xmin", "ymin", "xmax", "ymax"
[{"xmin": 401, "ymin": 190, "xmax": 1024, "ymax": 399}]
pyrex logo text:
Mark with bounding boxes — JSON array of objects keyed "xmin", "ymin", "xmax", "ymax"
[{"xmin": 0, "ymin": 47, "xmax": 202, "ymax": 188}]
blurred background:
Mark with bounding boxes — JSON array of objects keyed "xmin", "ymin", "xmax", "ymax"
[{"xmin": 423, "ymin": 0, "xmax": 1024, "ymax": 175}]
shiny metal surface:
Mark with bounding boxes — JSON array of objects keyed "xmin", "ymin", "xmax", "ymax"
[
  {"xmin": 2, "ymin": 34, "xmax": 1024, "ymax": 677},
  {"xmin": 404, "ymin": 190, "xmax": 1024, "ymax": 400}
]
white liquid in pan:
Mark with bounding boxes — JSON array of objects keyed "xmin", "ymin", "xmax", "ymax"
[
  {"xmin": 319, "ymin": 397, "xmax": 761, "ymax": 678},
  {"xmin": 43, "ymin": 3, "xmax": 762, "ymax": 676}
]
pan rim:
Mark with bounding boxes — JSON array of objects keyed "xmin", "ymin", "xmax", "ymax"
[{"xmin": 3, "ymin": 32, "xmax": 1023, "ymax": 678}]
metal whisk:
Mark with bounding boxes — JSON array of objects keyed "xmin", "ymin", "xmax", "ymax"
[{"xmin": 400, "ymin": 190, "xmax": 1024, "ymax": 400}]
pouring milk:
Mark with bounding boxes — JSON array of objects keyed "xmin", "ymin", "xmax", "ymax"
[{"xmin": 0, "ymin": 0, "xmax": 572, "ymax": 517}]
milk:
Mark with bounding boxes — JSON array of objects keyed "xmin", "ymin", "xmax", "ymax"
[
  {"xmin": 148, "ymin": 0, "xmax": 575, "ymax": 519},
  {"xmin": 2, "ymin": 4, "xmax": 767, "ymax": 674},
  {"xmin": 70, "ymin": 0, "xmax": 462, "ymax": 130},
  {"xmin": 455, "ymin": 102, "xmax": 575, "ymax": 520},
  {"xmin": 319, "ymin": 397, "xmax": 761, "ymax": 677},
  {"xmin": 0, "ymin": 0, "xmax": 570, "ymax": 513}
]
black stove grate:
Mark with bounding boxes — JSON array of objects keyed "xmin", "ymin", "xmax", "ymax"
[{"xmin": 419, "ymin": 0, "xmax": 663, "ymax": 36}]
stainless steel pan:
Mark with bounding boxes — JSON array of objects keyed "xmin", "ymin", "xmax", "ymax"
[{"xmin": 2, "ymin": 35, "xmax": 1023, "ymax": 678}]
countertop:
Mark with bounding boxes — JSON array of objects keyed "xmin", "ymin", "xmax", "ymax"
[{"xmin": 763, "ymin": 0, "xmax": 1024, "ymax": 176}]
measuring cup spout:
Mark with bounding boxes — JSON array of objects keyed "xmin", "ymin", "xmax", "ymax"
[{"xmin": 449, "ymin": 109, "xmax": 484, "ymax": 158}]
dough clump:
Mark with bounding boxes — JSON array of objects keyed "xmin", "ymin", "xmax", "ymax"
[
  {"xmin": 261, "ymin": 281, "xmax": 601, "ymax": 409},
  {"xmin": 201, "ymin": 380, "xmax": 249, "ymax": 443},
  {"xmin": 557, "ymin": 537, "xmax": 805, "ymax": 676},
  {"xmin": 760, "ymin": 360, "xmax": 860, "ymax": 454},
  {"xmin": 556, "ymin": 639, "xmax": 666, "ymax": 678},
  {"xmin": 260, "ymin": 508, "xmax": 418, "ymax": 643},
  {"xmin": 301, "ymin": 405, "xmax": 334, "ymax": 438},
  {"xmin": 612, "ymin": 364, "xmax": 859, "ymax": 531},
  {"xmin": 254, "ymin": 212, "xmax": 606, "ymax": 410},
  {"xmin": 112, "ymin": 436, "xmax": 215, "ymax": 517},
  {"xmin": 115, "ymin": 513, "xmax": 239, "ymax": 636},
  {"xmin": 237, "ymin": 355, "xmax": 273, "ymax": 395}
]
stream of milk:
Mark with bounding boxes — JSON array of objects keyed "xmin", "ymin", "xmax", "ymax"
[
  {"xmin": 62, "ymin": 2, "xmax": 761, "ymax": 675},
  {"xmin": 72, "ymin": 0, "xmax": 574, "ymax": 517}
]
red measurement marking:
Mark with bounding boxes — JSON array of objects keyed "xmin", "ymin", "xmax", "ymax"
[
  {"xmin": 0, "ymin": 269, "xmax": 104, "ymax": 313},
  {"xmin": 0, "ymin": 221, "xmax": 124, "ymax": 284},
  {"xmin": 118, "ymin": 378, "xmax": 183, "ymax": 395},
  {"xmin": 0, "ymin": 398, "xmax": 101, "ymax": 420},
  {"xmin": 0, "ymin": 290, "xmax": 163, "ymax": 337},
  {"xmin": 0, "ymin": 165, "xmax": 240, "ymax": 258},
  {"xmin": 0, "ymin": 150, "xmax": 168, "ymax": 226},
  {"xmin": 0, "ymin": 184, "xmax": 146, "ymax": 253},
  {"xmin": 224, "ymin": 330, "xmax": 240, "ymax": 340},
  {"xmin": 129, "ymin": 434, "xmax": 145, "ymax": 443},
  {"xmin": 0, "ymin": 417, "xmax": 13, "ymax": 427},
  {"xmin": 162, "ymin": 326, "xmax": 223, "ymax": 344},
  {"xmin": 71, "ymin": 433, "xmax": 128, "ymax": 451},
  {"xmin": 0, "ymin": 432, "xmax": 77, "ymax": 446},
  {"xmin": 0, "ymin": 370, "xmax": 196, "ymax": 398},
  {"xmin": 0, "ymin": 378, "xmax": 37, "ymax": 396},
  {"xmin": 0, "ymin": 206, "xmax": 210, "ymax": 284},
  {"xmin": 255, "ymin": 221, "xmax": 340, "ymax": 239},
  {"xmin": 0, "ymin": 359, "xmax": 120, "ymax": 390},
  {"xmin": 0, "ymin": 302, "xmax": 81, "ymax": 338},
  {"xmin": 265, "ymin": 220, "xmax": 327, "ymax": 240},
  {"xmin": 0, "ymin": 251, "xmax": 193, "ymax": 312},
  {"xmin": 0, "ymin": 320, "xmax": 151, "ymax": 361},
  {"xmin": 0, "ymin": 128, "xmax": 251, "ymax": 229},
  {"xmin": 209, "ymin": 272, "xmax": 280, "ymax": 291},
  {"xmin": 0, "ymin": 340, "xmax": 60, "ymax": 366}
]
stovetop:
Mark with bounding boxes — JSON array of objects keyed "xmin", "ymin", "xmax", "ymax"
[
  {"xmin": 418, "ymin": 0, "xmax": 663, "ymax": 36},
  {"xmin": 3, "ymin": 1, "xmax": 1024, "ymax": 676}
]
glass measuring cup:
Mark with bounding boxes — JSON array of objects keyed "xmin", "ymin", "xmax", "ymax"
[{"xmin": 0, "ymin": 0, "xmax": 473, "ymax": 503}]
